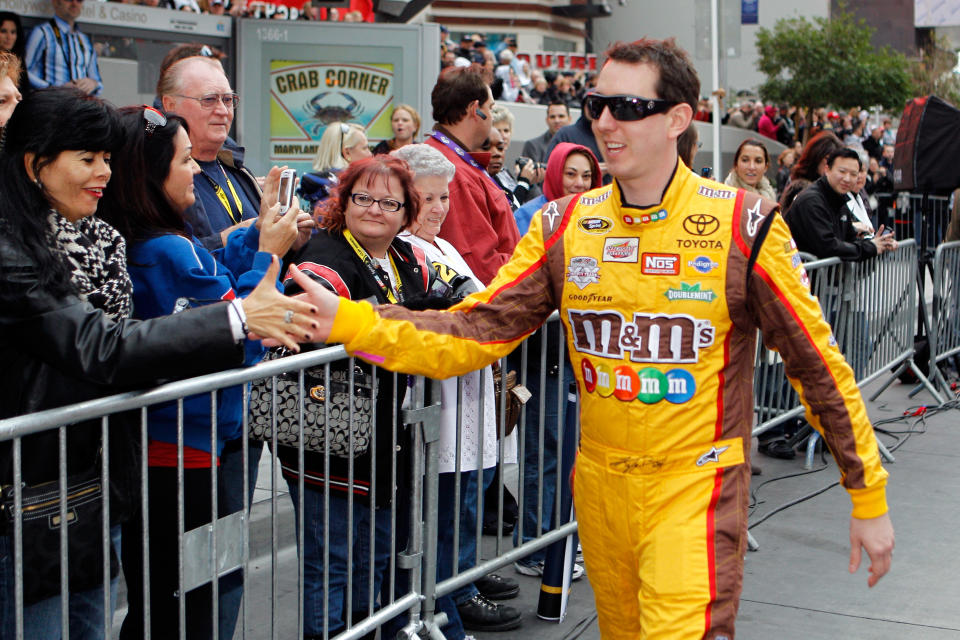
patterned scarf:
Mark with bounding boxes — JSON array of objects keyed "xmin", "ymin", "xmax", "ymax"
[
  {"xmin": 45, "ymin": 210, "xmax": 133, "ymax": 322},
  {"xmin": 724, "ymin": 169, "xmax": 777, "ymax": 202}
]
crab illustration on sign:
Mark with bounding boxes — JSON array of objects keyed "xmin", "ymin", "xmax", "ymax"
[
  {"xmin": 304, "ymin": 92, "xmax": 364, "ymax": 134},
  {"xmin": 269, "ymin": 61, "xmax": 394, "ymax": 170}
]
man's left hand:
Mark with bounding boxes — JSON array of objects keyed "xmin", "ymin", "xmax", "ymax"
[
  {"xmin": 849, "ymin": 512, "xmax": 894, "ymax": 587},
  {"xmin": 72, "ymin": 78, "xmax": 98, "ymax": 95},
  {"xmin": 292, "ymin": 212, "xmax": 315, "ymax": 251}
]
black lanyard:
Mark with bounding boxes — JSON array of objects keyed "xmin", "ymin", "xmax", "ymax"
[
  {"xmin": 50, "ymin": 19, "xmax": 76, "ymax": 71},
  {"xmin": 344, "ymin": 230, "xmax": 403, "ymax": 303}
]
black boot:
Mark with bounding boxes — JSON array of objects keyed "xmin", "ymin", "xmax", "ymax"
[{"xmin": 456, "ymin": 593, "xmax": 522, "ymax": 632}]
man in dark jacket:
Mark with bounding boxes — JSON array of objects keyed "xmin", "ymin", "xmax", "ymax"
[
  {"xmin": 159, "ymin": 57, "xmax": 261, "ymax": 251},
  {"xmin": 786, "ymin": 148, "xmax": 898, "ymax": 261},
  {"xmin": 520, "ymin": 100, "xmax": 570, "ymax": 163}
]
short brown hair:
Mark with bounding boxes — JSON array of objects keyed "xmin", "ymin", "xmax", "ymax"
[
  {"xmin": 431, "ymin": 65, "xmax": 489, "ymax": 126},
  {"xmin": 603, "ymin": 39, "xmax": 699, "ymax": 112},
  {"xmin": 0, "ymin": 50, "xmax": 21, "ymax": 84},
  {"xmin": 677, "ymin": 122, "xmax": 698, "ymax": 168},
  {"xmin": 320, "ymin": 155, "xmax": 421, "ymax": 233}
]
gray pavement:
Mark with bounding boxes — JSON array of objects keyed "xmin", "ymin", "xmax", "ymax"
[
  {"xmin": 115, "ymin": 375, "xmax": 960, "ymax": 639},
  {"xmin": 472, "ymin": 378, "xmax": 960, "ymax": 640}
]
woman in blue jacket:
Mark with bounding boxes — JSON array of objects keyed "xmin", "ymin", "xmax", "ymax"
[{"xmin": 98, "ymin": 106, "xmax": 303, "ymax": 640}]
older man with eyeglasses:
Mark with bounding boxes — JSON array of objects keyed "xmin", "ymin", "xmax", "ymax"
[
  {"xmin": 24, "ymin": 0, "xmax": 102, "ymax": 95},
  {"xmin": 157, "ymin": 56, "xmax": 263, "ymax": 251}
]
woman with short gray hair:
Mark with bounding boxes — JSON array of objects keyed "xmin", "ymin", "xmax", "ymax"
[
  {"xmin": 392, "ymin": 142, "xmax": 455, "ymax": 185},
  {"xmin": 391, "ymin": 143, "xmax": 523, "ymax": 635}
]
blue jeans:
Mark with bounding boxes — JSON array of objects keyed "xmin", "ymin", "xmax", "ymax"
[
  {"xmin": 0, "ymin": 525, "xmax": 120, "ymax": 640},
  {"xmin": 514, "ymin": 360, "xmax": 576, "ymax": 564},
  {"xmin": 378, "ymin": 470, "xmax": 470, "ymax": 640},
  {"xmin": 214, "ymin": 438, "xmax": 261, "ymax": 637},
  {"xmin": 286, "ymin": 482, "xmax": 392, "ymax": 636},
  {"xmin": 437, "ymin": 468, "xmax": 497, "ymax": 605},
  {"xmin": 219, "ymin": 437, "xmax": 262, "ymax": 514}
]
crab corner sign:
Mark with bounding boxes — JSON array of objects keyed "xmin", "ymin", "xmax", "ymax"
[{"xmin": 269, "ymin": 60, "xmax": 395, "ymax": 169}]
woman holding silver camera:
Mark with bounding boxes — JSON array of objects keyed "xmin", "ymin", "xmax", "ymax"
[{"xmin": 97, "ymin": 105, "xmax": 305, "ymax": 640}]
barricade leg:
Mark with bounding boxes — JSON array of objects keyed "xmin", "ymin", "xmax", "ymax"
[{"xmin": 804, "ymin": 432, "xmax": 820, "ymax": 471}]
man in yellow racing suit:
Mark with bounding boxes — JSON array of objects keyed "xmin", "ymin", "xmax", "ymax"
[{"xmin": 294, "ymin": 39, "xmax": 894, "ymax": 640}]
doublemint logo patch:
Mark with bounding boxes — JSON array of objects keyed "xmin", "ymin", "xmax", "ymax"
[{"xmin": 664, "ymin": 282, "xmax": 717, "ymax": 303}]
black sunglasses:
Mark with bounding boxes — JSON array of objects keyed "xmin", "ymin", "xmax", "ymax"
[{"xmin": 584, "ymin": 94, "xmax": 678, "ymax": 122}]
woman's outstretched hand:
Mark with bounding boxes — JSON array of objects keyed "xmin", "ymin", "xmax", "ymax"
[{"xmin": 241, "ymin": 256, "xmax": 318, "ymax": 350}]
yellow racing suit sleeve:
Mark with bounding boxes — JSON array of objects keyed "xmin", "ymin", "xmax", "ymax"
[
  {"xmin": 744, "ymin": 213, "xmax": 888, "ymax": 519},
  {"xmin": 329, "ymin": 211, "xmax": 563, "ymax": 379}
]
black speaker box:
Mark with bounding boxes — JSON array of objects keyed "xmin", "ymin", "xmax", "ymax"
[{"xmin": 893, "ymin": 95, "xmax": 960, "ymax": 194}]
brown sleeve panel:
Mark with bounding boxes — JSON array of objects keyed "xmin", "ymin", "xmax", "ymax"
[
  {"xmin": 373, "ymin": 224, "xmax": 562, "ymax": 347},
  {"xmin": 743, "ymin": 218, "xmax": 868, "ymax": 490},
  {"xmin": 539, "ymin": 194, "xmax": 577, "ymax": 309}
]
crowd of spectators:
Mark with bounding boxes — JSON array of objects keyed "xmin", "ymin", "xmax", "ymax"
[{"xmin": 439, "ymin": 30, "xmax": 594, "ymax": 107}]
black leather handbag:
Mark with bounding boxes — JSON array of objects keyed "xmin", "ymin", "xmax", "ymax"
[{"xmin": 0, "ymin": 461, "xmax": 118, "ymax": 605}]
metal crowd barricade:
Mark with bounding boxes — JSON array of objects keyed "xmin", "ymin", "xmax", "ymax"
[
  {"xmin": 884, "ymin": 192, "xmax": 953, "ymax": 250},
  {"xmin": 0, "ymin": 346, "xmax": 417, "ymax": 640},
  {"xmin": 930, "ymin": 241, "xmax": 960, "ymax": 396},
  {"xmin": 423, "ymin": 313, "xmax": 580, "ymax": 630},
  {"xmin": 751, "ymin": 241, "xmax": 943, "ymax": 478},
  {"xmin": 0, "ymin": 315, "xmax": 582, "ymax": 640},
  {"xmin": 855, "ymin": 240, "xmax": 943, "ymax": 404}
]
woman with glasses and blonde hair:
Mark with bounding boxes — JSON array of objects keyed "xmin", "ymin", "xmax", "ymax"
[{"xmin": 279, "ymin": 154, "xmax": 431, "ymax": 639}]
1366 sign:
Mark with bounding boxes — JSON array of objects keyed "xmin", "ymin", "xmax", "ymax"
[{"xmin": 567, "ymin": 310, "xmax": 715, "ymax": 363}]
